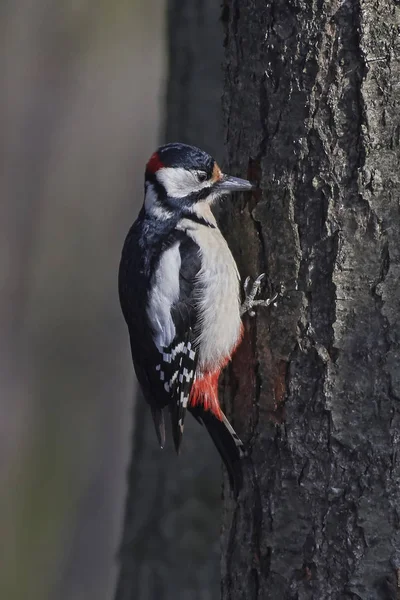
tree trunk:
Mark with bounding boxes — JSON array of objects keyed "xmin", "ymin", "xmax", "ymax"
[
  {"xmin": 221, "ymin": 1, "xmax": 400, "ymax": 599},
  {"xmin": 114, "ymin": 3, "xmax": 224, "ymax": 599}
]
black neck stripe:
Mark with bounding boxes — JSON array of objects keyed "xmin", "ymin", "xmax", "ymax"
[{"xmin": 181, "ymin": 210, "xmax": 216, "ymax": 228}]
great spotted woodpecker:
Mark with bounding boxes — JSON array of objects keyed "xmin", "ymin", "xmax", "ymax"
[{"xmin": 119, "ymin": 143, "xmax": 271, "ymax": 492}]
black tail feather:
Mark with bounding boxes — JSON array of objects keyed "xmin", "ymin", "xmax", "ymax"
[
  {"xmin": 189, "ymin": 406, "xmax": 245, "ymax": 494},
  {"xmin": 169, "ymin": 401, "xmax": 183, "ymax": 453},
  {"xmin": 151, "ymin": 406, "xmax": 166, "ymax": 448}
]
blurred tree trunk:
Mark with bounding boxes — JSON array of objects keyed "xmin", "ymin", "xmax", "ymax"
[
  {"xmin": 114, "ymin": 2, "xmax": 224, "ymax": 600},
  {"xmin": 221, "ymin": 1, "xmax": 400, "ymax": 599}
]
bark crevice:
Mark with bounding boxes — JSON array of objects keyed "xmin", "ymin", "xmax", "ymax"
[{"xmin": 222, "ymin": 1, "xmax": 400, "ymax": 598}]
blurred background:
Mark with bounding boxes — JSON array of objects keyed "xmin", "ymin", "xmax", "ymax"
[
  {"xmin": 1, "ymin": 2, "xmax": 224, "ymax": 600},
  {"xmin": 1, "ymin": 2, "xmax": 164, "ymax": 599}
]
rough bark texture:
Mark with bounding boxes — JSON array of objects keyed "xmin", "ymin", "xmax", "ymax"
[
  {"xmin": 114, "ymin": 3, "xmax": 224, "ymax": 599},
  {"xmin": 221, "ymin": 1, "xmax": 400, "ymax": 599}
]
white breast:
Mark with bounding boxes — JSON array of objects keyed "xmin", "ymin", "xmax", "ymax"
[{"xmin": 177, "ymin": 213, "xmax": 242, "ymax": 372}]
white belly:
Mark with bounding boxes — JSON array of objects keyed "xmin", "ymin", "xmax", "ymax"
[{"xmin": 182, "ymin": 220, "xmax": 242, "ymax": 372}]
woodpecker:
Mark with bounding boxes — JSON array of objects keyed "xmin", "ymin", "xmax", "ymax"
[{"xmin": 119, "ymin": 143, "xmax": 268, "ymax": 492}]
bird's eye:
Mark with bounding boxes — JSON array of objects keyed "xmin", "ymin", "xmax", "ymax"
[{"xmin": 197, "ymin": 171, "xmax": 208, "ymax": 183}]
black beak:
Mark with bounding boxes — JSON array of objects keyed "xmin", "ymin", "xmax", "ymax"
[{"xmin": 217, "ymin": 174, "xmax": 255, "ymax": 192}]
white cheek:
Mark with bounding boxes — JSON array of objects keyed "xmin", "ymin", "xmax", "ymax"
[{"xmin": 156, "ymin": 167, "xmax": 212, "ymax": 198}]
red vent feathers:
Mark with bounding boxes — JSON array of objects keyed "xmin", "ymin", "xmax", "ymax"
[
  {"xmin": 189, "ymin": 323, "xmax": 244, "ymax": 420},
  {"xmin": 190, "ymin": 370, "xmax": 223, "ymax": 420}
]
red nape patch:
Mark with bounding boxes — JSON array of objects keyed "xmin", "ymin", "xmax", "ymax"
[
  {"xmin": 190, "ymin": 370, "xmax": 223, "ymax": 420},
  {"xmin": 146, "ymin": 152, "xmax": 164, "ymax": 174}
]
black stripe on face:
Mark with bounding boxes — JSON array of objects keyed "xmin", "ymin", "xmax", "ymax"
[
  {"xmin": 185, "ymin": 184, "xmax": 216, "ymax": 202},
  {"xmin": 181, "ymin": 210, "xmax": 216, "ymax": 228},
  {"xmin": 146, "ymin": 170, "xmax": 218, "ymax": 205}
]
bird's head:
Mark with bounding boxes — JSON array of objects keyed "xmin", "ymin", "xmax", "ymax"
[{"xmin": 144, "ymin": 143, "xmax": 254, "ymax": 220}]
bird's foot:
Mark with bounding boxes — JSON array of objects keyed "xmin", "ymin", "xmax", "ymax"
[{"xmin": 240, "ymin": 274, "xmax": 284, "ymax": 317}]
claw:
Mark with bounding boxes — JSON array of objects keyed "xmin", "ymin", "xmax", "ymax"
[
  {"xmin": 243, "ymin": 276, "xmax": 252, "ymax": 296},
  {"xmin": 240, "ymin": 274, "xmax": 283, "ymax": 317}
]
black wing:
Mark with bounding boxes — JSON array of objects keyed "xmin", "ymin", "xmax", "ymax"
[
  {"xmin": 157, "ymin": 235, "xmax": 202, "ymax": 452},
  {"xmin": 119, "ymin": 218, "xmax": 202, "ymax": 450}
]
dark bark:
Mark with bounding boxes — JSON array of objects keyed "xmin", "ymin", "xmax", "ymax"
[
  {"xmin": 221, "ymin": 1, "xmax": 400, "ymax": 599},
  {"xmin": 114, "ymin": 3, "xmax": 224, "ymax": 599}
]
